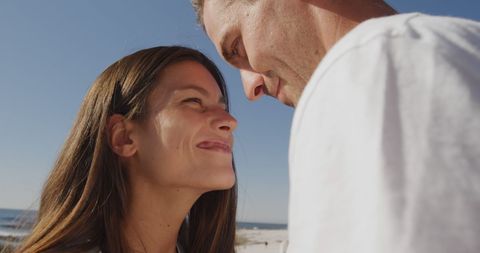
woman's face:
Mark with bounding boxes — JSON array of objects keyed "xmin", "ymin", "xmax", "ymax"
[{"xmin": 133, "ymin": 60, "xmax": 237, "ymax": 192}]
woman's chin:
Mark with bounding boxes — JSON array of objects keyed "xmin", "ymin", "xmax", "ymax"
[
  {"xmin": 219, "ymin": 176, "xmax": 236, "ymax": 190},
  {"xmin": 202, "ymin": 173, "xmax": 236, "ymax": 192}
]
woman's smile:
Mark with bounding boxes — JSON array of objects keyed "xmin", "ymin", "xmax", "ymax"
[{"xmin": 196, "ymin": 139, "xmax": 232, "ymax": 154}]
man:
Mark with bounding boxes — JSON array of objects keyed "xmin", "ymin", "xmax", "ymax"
[{"xmin": 192, "ymin": 0, "xmax": 480, "ymax": 252}]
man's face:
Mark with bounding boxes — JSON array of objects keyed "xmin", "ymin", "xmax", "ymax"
[{"xmin": 203, "ymin": 0, "xmax": 325, "ymax": 107}]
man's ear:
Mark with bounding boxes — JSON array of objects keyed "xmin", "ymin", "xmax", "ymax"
[{"xmin": 106, "ymin": 114, "xmax": 138, "ymax": 157}]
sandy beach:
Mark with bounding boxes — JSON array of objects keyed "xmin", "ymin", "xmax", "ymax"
[
  {"xmin": 235, "ymin": 229, "xmax": 288, "ymax": 253},
  {"xmin": 0, "ymin": 207, "xmax": 289, "ymax": 253},
  {"xmin": 0, "ymin": 230, "xmax": 289, "ymax": 253}
]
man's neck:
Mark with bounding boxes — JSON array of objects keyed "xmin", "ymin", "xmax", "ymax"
[
  {"xmin": 308, "ymin": 0, "xmax": 397, "ymax": 51},
  {"xmin": 306, "ymin": 0, "xmax": 397, "ymax": 23}
]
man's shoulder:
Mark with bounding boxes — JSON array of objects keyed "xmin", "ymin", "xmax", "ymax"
[
  {"xmin": 296, "ymin": 13, "xmax": 480, "ymax": 121},
  {"xmin": 310, "ymin": 12, "xmax": 480, "ymax": 85},
  {"xmin": 348, "ymin": 13, "xmax": 480, "ymax": 44},
  {"xmin": 325, "ymin": 13, "xmax": 478, "ymax": 60}
]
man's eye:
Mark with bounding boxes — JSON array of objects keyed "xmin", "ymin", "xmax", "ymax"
[
  {"xmin": 226, "ymin": 38, "xmax": 240, "ymax": 60},
  {"xmin": 231, "ymin": 39, "xmax": 239, "ymax": 57}
]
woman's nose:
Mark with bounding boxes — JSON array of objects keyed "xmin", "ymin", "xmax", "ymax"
[
  {"xmin": 212, "ymin": 109, "xmax": 237, "ymax": 133},
  {"xmin": 240, "ymin": 69, "xmax": 265, "ymax": 101}
]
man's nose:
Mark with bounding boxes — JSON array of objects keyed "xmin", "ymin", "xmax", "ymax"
[{"xmin": 240, "ymin": 69, "xmax": 265, "ymax": 101}]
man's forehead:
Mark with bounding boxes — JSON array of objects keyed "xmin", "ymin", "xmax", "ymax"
[
  {"xmin": 203, "ymin": 0, "xmax": 231, "ymax": 40},
  {"xmin": 203, "ymin": 0, "xmax": 233, "ymax": 21},
  {"xmin": 203, "ymin": 0, "xmax": 245, "ymax": 60},
  {"xmin": 204, "ymin": 0, "xmax": 236, "ymax": 9}
]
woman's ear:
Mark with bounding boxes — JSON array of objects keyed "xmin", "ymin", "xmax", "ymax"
[{"xmin": 107, "ymin": 114, "xmax": 138, "ymax": 157}]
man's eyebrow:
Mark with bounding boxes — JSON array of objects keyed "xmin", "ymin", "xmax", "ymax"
[{"xmin": 175, "ymin": 85, "xmax": 226, "ymax": 105}]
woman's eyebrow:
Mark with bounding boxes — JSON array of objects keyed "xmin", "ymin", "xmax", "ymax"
[
  {"xmin": 175, "ymin": 85, "xmax": 209, "ymax": 97},
  {"xmin": 218, "ymin": 96, "xmax": 226, "ymax": 105},
  {"xmin": 175, "ymin": 85, "xmax": 226, "ymax": 105}
]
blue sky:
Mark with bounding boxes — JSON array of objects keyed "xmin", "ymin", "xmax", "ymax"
[{"xmin": 0, "ymin": 0, "xmax": 479, "ymax": 224}]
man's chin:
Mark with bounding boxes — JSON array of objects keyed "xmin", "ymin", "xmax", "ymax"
[
  {"xmin": 277, "ymin": 92, "xmax": 297, "ymax": 108},
  {"xmin": 284, "ymin": 100, "xmax": 295, "ymax": 108}
]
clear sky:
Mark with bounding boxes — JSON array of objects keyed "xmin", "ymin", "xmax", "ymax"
[{"xmin": 1, "ymin": 0, "xmax": 479, "ymax": 224}]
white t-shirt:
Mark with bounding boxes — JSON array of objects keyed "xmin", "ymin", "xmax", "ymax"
[{"xmin": 288, "ymin": 13, "xmax": 480, "ymax": 253}]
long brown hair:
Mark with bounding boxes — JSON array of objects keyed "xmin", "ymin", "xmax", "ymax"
[{"xmin": 16, "ymin": 46, "xmax": 237, "ymax": 253}]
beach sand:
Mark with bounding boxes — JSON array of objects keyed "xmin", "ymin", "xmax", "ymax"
[
  {"xmin": 235, "ymin": 229, "xmax": 288, "ymax": 253},
  {"xmin": 0, "ymin": 229, "xmax": 288, "ymax": 253}
]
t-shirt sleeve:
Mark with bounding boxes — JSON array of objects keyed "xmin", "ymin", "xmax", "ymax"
[{"xmin": 288, "ymin": 25, "xmax": 480, "ymax": 253}]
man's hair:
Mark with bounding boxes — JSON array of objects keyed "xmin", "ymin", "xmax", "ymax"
[
  {"xmin": 191, "ymin": 0, "xmax": 236, "ymax": 26},
  {"xmin": 191, "ymin": 0, "xmax": 205, "ymax": 26}
]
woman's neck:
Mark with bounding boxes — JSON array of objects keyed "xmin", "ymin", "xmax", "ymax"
[{"xmin": 122, "ymin": 181, "xmax": 202, "ymax": 253}]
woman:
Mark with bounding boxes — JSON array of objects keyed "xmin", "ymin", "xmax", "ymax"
[{"xmin": 16, "ymin": 46, "xmax": 238, "ymax": 253}]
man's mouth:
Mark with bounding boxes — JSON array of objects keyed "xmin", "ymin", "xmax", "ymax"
[
  {"xmin": 274, "ymin": 79, "xmax": 281, "ymax": 98},
  {"xmin": 274, "ymin": 80, "xmax": 295, "ymax": 107},
  {"xmin": 262, "ymin": 79, "xmax": 280, "ymax": 99},
  {"xmin": 196, "ymin": 140, "xmax": 232, "ymax": 153}
]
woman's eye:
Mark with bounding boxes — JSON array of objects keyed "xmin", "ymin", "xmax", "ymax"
[{"xmin": 183, "ymin": 97, "xmax": 203, "ymax": 106}]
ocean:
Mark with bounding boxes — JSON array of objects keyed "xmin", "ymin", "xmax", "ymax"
[
  {"xmin": 0, "ymin": 208, "xmax": 286, "ymax": 244},
  {"xmin": 236, "ymin": 221, "xmax": 287, "ymax": 230},
  {"xmin": 0, "ymin": 208, "xmax": 36, "ymax": 248}
]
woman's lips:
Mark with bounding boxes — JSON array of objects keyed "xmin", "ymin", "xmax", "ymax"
[{"xmin": 196, "ymin": 140, "xmax": 232, "ymax": 154}]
